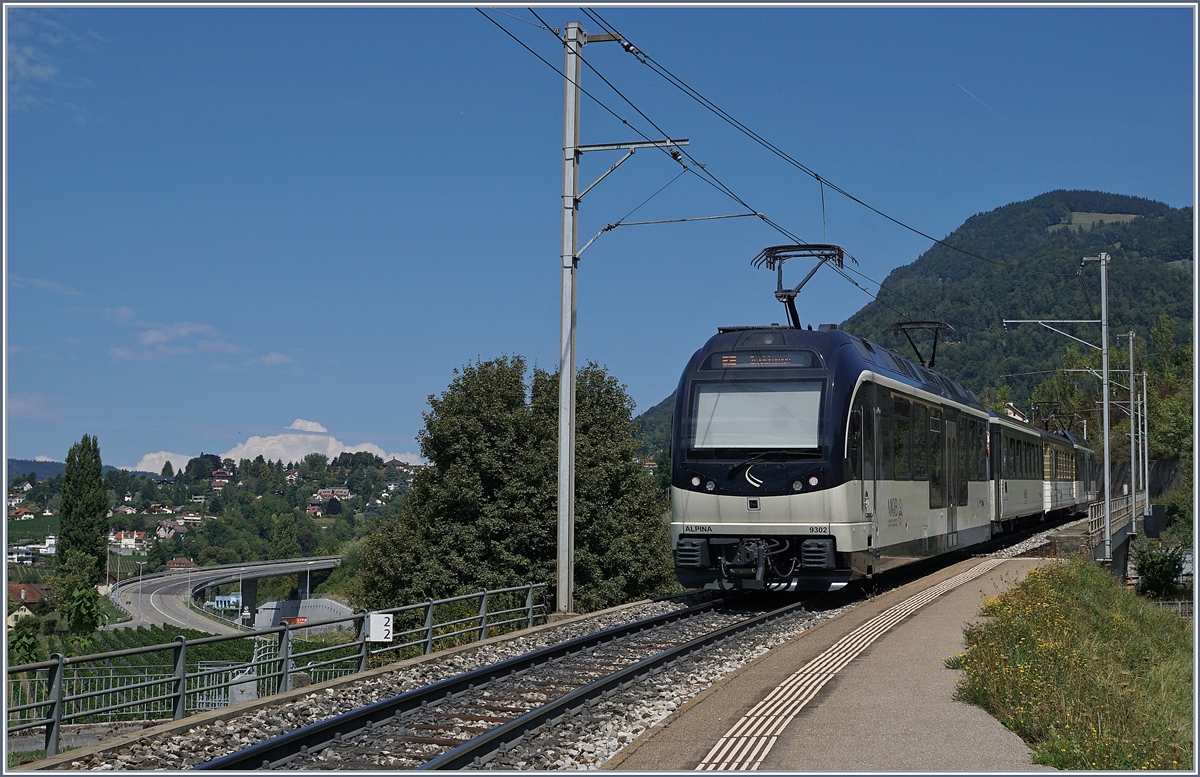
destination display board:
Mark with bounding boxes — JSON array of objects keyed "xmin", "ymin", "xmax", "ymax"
[{"xmin": 706, "ymin": 350, "xmax": 817, "ymax": 369}]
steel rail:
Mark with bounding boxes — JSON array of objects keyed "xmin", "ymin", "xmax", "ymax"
[
  {"xmin": 418, "ymin": 597, "xmax": 807, "ymax": 770},
  {"xmin": 193, "ymin": 597, "xmax": 726, "ymax": 770}
]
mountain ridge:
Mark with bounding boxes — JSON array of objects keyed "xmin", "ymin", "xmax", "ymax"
[{"xmin": 634, "ymin": 189, "xmax": 1193, "ymax": 457}]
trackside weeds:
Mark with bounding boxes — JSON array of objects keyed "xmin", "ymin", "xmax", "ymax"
[{"xmin": 946, "ymin": 557, "xmax": 1193, "ymax": 770}]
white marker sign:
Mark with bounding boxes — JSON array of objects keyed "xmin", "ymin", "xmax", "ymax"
[{"xmin": 368, "ymin": 613, "xmax": 393, "ymax": 642}]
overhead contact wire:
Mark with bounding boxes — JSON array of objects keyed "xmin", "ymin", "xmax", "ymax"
[
  {"xmin": 587, "ymin": 9, "xmax": 1076, "ymax": 279},
  {"xmin": 496, "ymin": 10, "xmax": 914, "ymax": 321}
]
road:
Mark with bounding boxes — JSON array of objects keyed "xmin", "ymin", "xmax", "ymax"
[{"xmin": 110, "ymin": 558, "xmax": 341, "ymax": 635}]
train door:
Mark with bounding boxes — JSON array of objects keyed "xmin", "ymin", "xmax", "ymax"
[
  {"xmin": 945, "ymin": 420, "xmax": 959, "ymax": 535},
  {"xmin": 991, "ymin": 428, "xmax": 1003, "ymax": 525},
  {"xmin": 852, "ymin": 385, "xmax": 876, "ymax": 522}
]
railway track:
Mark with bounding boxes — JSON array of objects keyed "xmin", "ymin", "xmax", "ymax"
[
  {"xmin": 194, "ymin": 594, "xmax": 818, "ymax": 770},
  {"xmin": 183, "ymin": 519, "xmax": 1073, "ymax": 771}
]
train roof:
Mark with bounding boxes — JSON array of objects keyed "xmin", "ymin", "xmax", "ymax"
[
  {"xmin": 987, "ymin": 410, "xmax": 1094, "ymax": 451},
  {"xmin": 703, "ymin": 324, "xmax": 983, "ymax": 410}
]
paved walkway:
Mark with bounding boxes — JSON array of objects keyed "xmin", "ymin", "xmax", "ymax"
[{"xmin": 608, "ymin": 557, "xmax": 1057, "ymax": 772}]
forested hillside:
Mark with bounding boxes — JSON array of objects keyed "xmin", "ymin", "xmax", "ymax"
[
  {"xmin": 841, "ymin": 190, "xmax": 1192, "ymax": 402},
  {"xmin": 634, "ymin": 189, "xmax": 1192, "ymax": 462}
]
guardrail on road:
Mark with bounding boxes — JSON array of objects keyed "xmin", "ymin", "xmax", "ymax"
[{"xmin": 7, "ymin": 583, "xmax": 548, "ymax": 756}]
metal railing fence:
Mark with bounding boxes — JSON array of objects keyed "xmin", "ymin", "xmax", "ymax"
[
  {"xmin": 1087, "ymin": 493, "xmax": 1135, "ymax": 536},
  {"xmin": 7, "ymin": 583, "xmax": 547, "ymax": 756},
  {"xmin": 1155, "ymin": 601, "xmax": 1194, "ymax": 618}
]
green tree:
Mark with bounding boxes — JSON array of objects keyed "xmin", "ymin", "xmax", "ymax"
[
  {"xmin": 46, "ymin": 549, "xmax": 103, "ymax": 634},
  {"xmin": 57, "ymin": 434, "xmax": 108, "ymax": 582},
  {"xmin": 351, "ymin": 356, "xmax": 673, "ymax": 613},
  {"xmin": 1132, "ymin": 539, "xmax": 1186, "ymax": 599},
  {"xmin": 7, "ymin": 621, "xmax": 44, "ymax": 666},
  {"xmin": 161, "ymin": 460, "xmax": 174, "ymax": 478},
  {"xmin": 270, "ymin": 513, "xmax": 301, "ymax": 560}
]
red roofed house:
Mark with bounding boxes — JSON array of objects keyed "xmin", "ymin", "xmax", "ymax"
[{"xmin": 7, "ymin": 583, "xmax": 45, "ymax": 608}]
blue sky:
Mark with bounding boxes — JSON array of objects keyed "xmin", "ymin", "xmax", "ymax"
[{"xmin": 4, "ymin": 4, "xmax": 1195, "ymax": 473}]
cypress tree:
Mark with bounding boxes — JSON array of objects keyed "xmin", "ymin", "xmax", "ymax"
[{"xmin": 57, "ymin": 434, "xmax": 108, "ymax": 583}]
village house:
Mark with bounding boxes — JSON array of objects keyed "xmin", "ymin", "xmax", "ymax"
[
  {"xmin": 8, "ymin": 507, "xmax": 36, "ymax": 520},
  {"xmin": 7, "ymin": 603, "xmax": 36, "ymax": 630},
  {"xmin": 165, "ymin": 557, "xmax": 199, "ymax": 572},
  {"xmin": 111, "ymin": 530, "xmax": 148, "ymax": 554},
  {"xmin": 178, "ymin": 511, "xmax": 203, "ymax": 524},
  {"xmin": 7, "ymin": 583, "xmax": 45, "ymax": 611},
  {"xmin": 316, "ymin": 487, "xmax": 351, "ymax": 501},
  {"xmin": 154, "ymin": 519, "xmax": 189, "ymax": 540},
  {"xmin": 7, "ymin": 546, "xmax": 34, "ymax": 565},
  {"xmin": 7, "ymin": 493, "xmax": 25, "ymax": 509}
]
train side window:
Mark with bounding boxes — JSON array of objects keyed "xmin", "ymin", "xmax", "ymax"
[
  {"xmin": 929, "ymin": 408, "xmax": 943, "ymax": 508},
  {"xmin": 912, "ymin": 403, "xmax": 928, "ymax": 480},
  {"xmin": 893, "ymin": 396, "xmax": 911, "ymax": 479}
]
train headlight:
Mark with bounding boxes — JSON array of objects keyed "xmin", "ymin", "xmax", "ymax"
[
  {"xmin": 808, "ymin": 476, "xmax": 819, "ymax": 487},
  {"xmin": 705, "ymin": 480, "xmax": 716, "ymax": 492},
  {"xmin": 791, "ymin": 480, "xmax": 803, "ymax": 492},
  {"xmin": 691, "ymin": 476, "xmax": 701, "ymax": 487}
]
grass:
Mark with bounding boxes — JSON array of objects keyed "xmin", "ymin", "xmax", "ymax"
[
  {"xmin": 6, "ymin": 514, "xmax": 59, "ymax": 541},
  {"xmin": 1046, "ymin": 211, "xmax": 1139, "ymax": 232},
  {"xmin": 946, "ymin": 557, "xmax": 1193, "ymax": 770},
  {"xmin": 7, "ymin": 747, "xmax": 77, "ymax": 768},
  {"xmin": 97, "ymin": 593, "xmax": 129, "ymax": 626}
]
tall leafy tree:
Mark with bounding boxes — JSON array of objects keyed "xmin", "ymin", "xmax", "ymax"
[
  {"xmin": 352, "ymin": 356, "xmax": 673, "ymax": 613},
  {"xmin": 47, "ymin": 549, "xmax": 103, "ymax": 634},
  {"xmin": 161, "ymin": 461, "xmax": 174, "ymax": 478},
  {"xmin": 270, "ymin": 513, "xmax": 301, "ymax": 560},
  {"xmin": 57, "ymin": 434, "xmax": 108, "ymax": 581}
]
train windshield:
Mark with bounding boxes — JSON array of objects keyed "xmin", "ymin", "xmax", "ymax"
[{"xmin": 689, "ymin": 380, "xmax": 823, "ymax": 451}]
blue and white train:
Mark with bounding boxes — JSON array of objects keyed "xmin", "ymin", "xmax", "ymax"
[{"xmin": 671, "ymin": 324, "xmax": 1096, "ymax": 592}]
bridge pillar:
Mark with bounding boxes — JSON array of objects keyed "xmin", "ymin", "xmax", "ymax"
[{"xmin": 242, "ymin": 577, "xmax": 259, "ymax": 627}]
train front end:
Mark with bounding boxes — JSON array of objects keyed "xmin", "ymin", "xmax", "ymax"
[{"xmin": 670, "ymin": 326, "xmax": 865, "ymax": 592}]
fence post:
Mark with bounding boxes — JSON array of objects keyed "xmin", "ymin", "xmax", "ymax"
[
  {"xmin": 525, "ymin": 583, "xmax": 534, "ymax": 629},
  {"xmin": 356, "ymin": 614, "xmax": 370, "ymax": 673},
  {"xmin": 44, "ymin": 653, "xmax": 64, "ymax": 757},
  {"xmin": 477, "ymin": 589, "xmax": 489, "ymax": 642},
  {"xmin": 278, "ymin": 624, "xmax": 292, "ymax": 694},
  {"xmin": 424, "ymin": 600, "xmax": 435, "ymax": 655},
  {"xmin": 172, "ymin": 636, "xmax": 188, "ymax": 720}
]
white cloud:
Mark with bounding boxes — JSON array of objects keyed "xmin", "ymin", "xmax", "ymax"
[
  {"xmin": 34, "ymin": 455, "xmax": 56, "ymax": 462},
  {"xmin": 10, "ymin": 275, "xmax": 82, "ymax": 295},
  {"xmin": 138, "ymin": 322, "xmax": 216, "ymax": 345},
  {"xmin": 8, "ymin": 392, "xmax": 65, "ymax": 421},
  {"xmin": 219, "ymin": 435, "xmax": 423, "ymax": 466},
  {"xmin": 106, "ymin": 306, "xmax": 137, "ymax": 323},
  {"xmin": 252, "ymin": 352, "xmax": 293, "ymax": 366},
  {"xmin": 287, "ymin": 419, "xmax": 328, "ymax": 433},
  {"xmin": 131, "ymin": 425, "xmax": 424, "ymax": 473},
  {"xmin": 131, "ymin": 451, "xmax": 192, "ymax": 475},
  {"xmin": 198, "ymin": 339, "xmax": 243, "ymax": 353}
]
